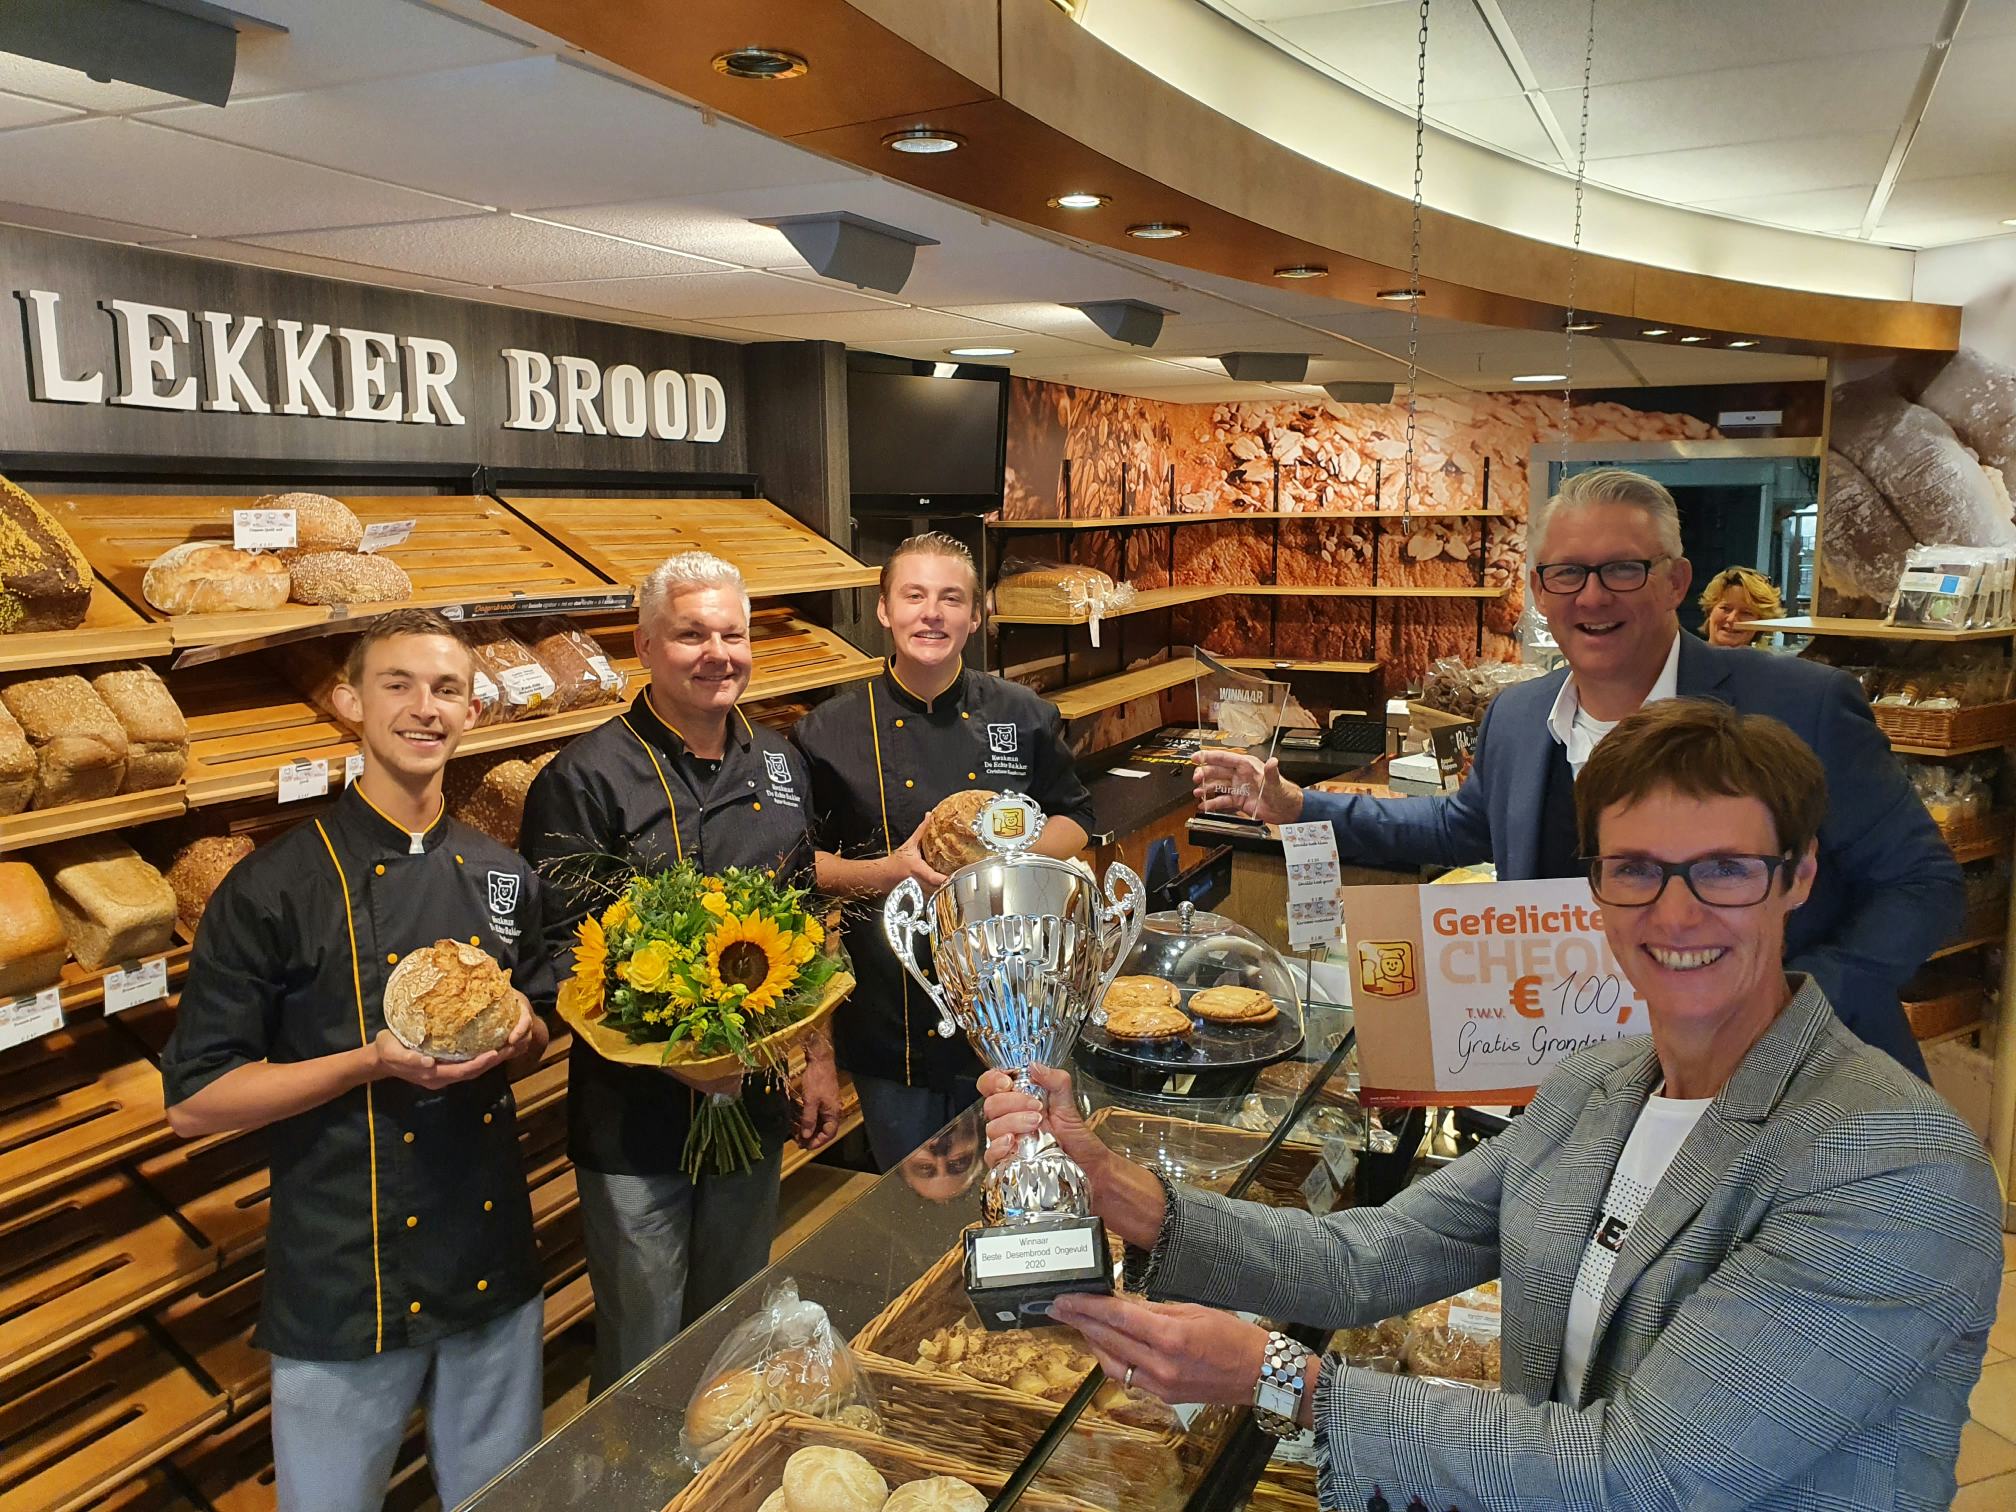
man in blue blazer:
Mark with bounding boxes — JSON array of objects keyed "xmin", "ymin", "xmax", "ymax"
[{"xmin": 1195, "ymin": 468, "xmax": 1958, "ymax": 1075}]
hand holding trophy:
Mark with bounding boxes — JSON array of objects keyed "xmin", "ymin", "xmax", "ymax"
[{"xmin": 884, "ymin": 793, "xmax": 1143, "ymax": 1329}]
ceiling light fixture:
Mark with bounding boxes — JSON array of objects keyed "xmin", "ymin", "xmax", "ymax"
[
  {"xmin": 931, "ymin": 362, "xmax": 960, "ymax": 379},
  {"xmin": 1565, "ymin": 320, "xmax": 1601, "ymax": 332},
  {"xmin": 1678, "ymin": 334, "xmax": 1708, "ymax": 343},
  {"xmin": 1727, "ymin": 339, "xmax": 1758, "ymax": 348},
  {"xmin": 1125, "ymin": 222, "xmax": 1189, "ymax": 239},
  {"xmin": 1512, "ymin": 373, "xmax": 1567, "ymax": 383},
  {"xmin": 883, "ymin": 128, "xmax": 965, "ymax": 155},
  {"xmin": 1273, "ymin": 264, "xmax": 1329, "ymax": 280},
  {"xmin": 946, "ymin": 346, "xmax": 1016, "ymax": 358},
  {"xmin": 1639, "ymin": 327, "xmax": 1670, "ymax": 337},
  {"xmin": 1049, "ymin": 192, "xmax": 1109, "ymax": 210},
  {"xmin": 2003, "ymin": 217, "xmax": 2016, "ymax": 226},
  {"xmin": 1375, "ymin": 287, "xmax": 1424, "ymax": 302},
  {"xmin": 712, "ymin": 47, "xmax": 808, "ymax": 80}
]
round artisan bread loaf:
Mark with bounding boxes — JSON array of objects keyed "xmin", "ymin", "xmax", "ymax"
[
  {"xmin": 143, "ymin": 541, "xmax": 291, "ymax": 614},
  {"xmin": 780, "ymin": 1445, "xmax": 888, "ymax": 1512},
  {"xmin": 919, "ymin": 789, "xmax": 998, "ymax": 875},
  {"xmin": 286, "ymin": 550, "xmax": 413, "ymax": 606},
  {"xmin": 684, "ymin": 1367, "xmax": 769, "ymax": 1460},
  {"xmin": 382, "ymin": 938, "xmax": 517, "ymax": 1059},
  {"xmin": 761, "ymin": 1343, "xmax": 856, "ymax": 1416},
  {"xmin": 255, "ymin": 491, "xmax": 364, "ymax": 555},
  {"xmin": 883, "ymin": 1476, "xmax": 987, "ymax": 1512},
  {"xmin": 166, "ymin": 833, "xmax": 254, "ymax": 933}
]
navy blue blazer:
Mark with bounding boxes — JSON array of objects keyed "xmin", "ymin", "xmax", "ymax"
[{"xmin": 1305, "ymin": 634, "xmax": 1958, "ymax": 1075}]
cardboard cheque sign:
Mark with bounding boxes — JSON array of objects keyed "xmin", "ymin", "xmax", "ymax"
[{"xmin": 1342, "ymin": 877, "xmax": 1650, "ymax": 1107}]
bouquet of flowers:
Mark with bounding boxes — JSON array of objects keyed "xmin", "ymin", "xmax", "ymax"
[{"xmin": 557, "ymin": 863, "xmax": 850, "ymax": 1176}]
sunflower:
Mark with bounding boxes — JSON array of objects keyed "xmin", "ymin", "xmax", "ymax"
[
  {"xmin": 564, "ymin": 913, "xmax": 608, "ymax": 1018},
  {"xmin": 706, "ymin": 912, "xmax": 797, "ymax": 1013}
]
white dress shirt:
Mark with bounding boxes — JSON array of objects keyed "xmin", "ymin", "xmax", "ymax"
[{"xmin": 1545, "ymin": 632, "xmax": 1682, "ymax": 775}]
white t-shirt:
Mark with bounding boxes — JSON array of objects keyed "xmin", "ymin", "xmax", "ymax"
[
  {"xmin": 1545, "ymin": 631, "xmax": 1683, "ymax": 774},
  {"xmin": 1556, "ymin": 1089, "xmax": 1714, "ymax": 1401}
]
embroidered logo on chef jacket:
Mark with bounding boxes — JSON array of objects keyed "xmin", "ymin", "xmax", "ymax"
[
  {"xmin": 987, "ymin": 723, "xmax": 1018, "ymax": 755},
  {"xmin": 982, "ymin": 721, "xmax": 1031, "ymax": 781},
  {"xmin": 762, "ymin": 749, "xmax": 802, "ymax": 808},
  {"xmin": 487, "ymin": 870, "xmax": 523, "ymax": 939}
]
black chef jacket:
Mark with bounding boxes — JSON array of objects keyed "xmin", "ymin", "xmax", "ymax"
[
  {"xmin": 519, "ymin": 694, "xmax": 814, "ymax": 1177},
  {"xmin": 790, "ymin": 660, "xmax": 1094, "ymax": 1090},
  {"xmin": 161, "ymin": 784, "xmax": 551, "ymax": 1363}
]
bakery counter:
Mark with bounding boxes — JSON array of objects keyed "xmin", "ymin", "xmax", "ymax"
[{"xmin": 464, "ymin": 1006, "xmax": 1362, "ymax": 1512}]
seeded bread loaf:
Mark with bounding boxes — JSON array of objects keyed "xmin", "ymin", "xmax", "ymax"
[
  {"xmin": 254, "ymin": 491, "xmax": 363, "ymax": 557},
  {"xmin": 0, "ymin": 475, "xmax": 93, "ymax": 633},
  {"xmin": 0, "ymin": 674, "xmax": 129, "ymax": 808},
  {"xmin": 0, "ymin": 700, "xmax": 34, "ymax": 817},
  {"xmin": 165, "ymin": 834, "xmax": 253, "ymax": 934},
  {"xmin": 142, "ymin": 541, "xmax": 291, "ymax": 614},
  {"xmin": 88, "ymin": 664, "xmax": 187, "ymax": 792},
  {"xmin": 0, "ymin": 861, "xmax": 66, "ymax": 994},
  {"xmin": 286, "ymin": 551, "xmax": 412, "ymax": 606},
  {"xmin": 40, "ymin": 836, "xmax": 177, "ymax": 970}
]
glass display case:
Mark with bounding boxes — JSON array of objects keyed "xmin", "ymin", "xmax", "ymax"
[{"xmin": 464, "ymin": 996, "xmax": 1364, "ymax": 1512}]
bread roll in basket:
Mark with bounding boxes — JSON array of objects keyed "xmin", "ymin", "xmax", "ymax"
[{"xmin": 383, "ymin": 939, "xmax": 518, "ymax": 1060}]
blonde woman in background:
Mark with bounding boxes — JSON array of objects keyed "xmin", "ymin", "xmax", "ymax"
[{"xmin": 1700, "ymin": 565, "xmax": 1784, "ymax": 648}]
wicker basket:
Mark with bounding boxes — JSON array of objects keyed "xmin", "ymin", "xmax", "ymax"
[
  {"xmin": 1874, "ymin": 700, "xmax": 2016, "ymax": 753},
  {"xmin": 665, "ymin": 1410, "xmax": 1106, "ymax": 1512},
  {"xmin": 1934, "ymin": 811, "xmax": 2015, "ymax": 864}
]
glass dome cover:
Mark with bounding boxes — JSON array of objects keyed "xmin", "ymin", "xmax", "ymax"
[{"xmin": 1118, "ymin": 903, "xmax": 1299, "ymax": 1004}]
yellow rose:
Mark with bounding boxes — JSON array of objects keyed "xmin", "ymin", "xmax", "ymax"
[
  {"xmin": 700, "ymin": 892, "xmax": 728, "ymax": 916},
  {"xmin": 620, "ymin": 939, "xmax": 676, "ymax": 993},
  {"xmin": 789, "ymin": 933, "xmax": 816, "ymax": 965}
]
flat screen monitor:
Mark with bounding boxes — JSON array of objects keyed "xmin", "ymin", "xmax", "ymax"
[{"xmin": 847, "ymin": 370, "xmax": 1003, "ymax": 498}]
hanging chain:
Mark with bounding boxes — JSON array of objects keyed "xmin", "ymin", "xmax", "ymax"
[
  {"xmin": 1400, "ymin": 0, "xmax": 1430, "ymax": 521},
  {"xmin": 1559, "ymin": 0, "xmax": 1597, "ymax": 447}
]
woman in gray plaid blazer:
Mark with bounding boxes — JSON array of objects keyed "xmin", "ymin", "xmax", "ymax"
[{"xmin": 987, "ymin": 700, "xmax": 2004, "ymax": 1511}]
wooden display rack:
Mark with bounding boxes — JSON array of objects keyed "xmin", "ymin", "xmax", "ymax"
[
  {"xmin": 502, "ymin": 495, "xmax": 879, "ymax": 597},
  {"xmin": 0, "ymin": 1020, "xmax": 173, "ymax": 1208},
  {"xmin": 0, "ymin": 786, "xmax": 188, "ymax": 855},
  {"xmin": 0, "ymin": 577, "xmax": 170, "ymax": 675}
]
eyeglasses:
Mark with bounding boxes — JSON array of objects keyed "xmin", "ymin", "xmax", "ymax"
[
  {"xmin": 1585, "ymin": 853, "xmax": 1793, "ymax": 908},
  {"xmin": 1535, "ymin": 557, "xmax": 1667, "ymax": 594}
]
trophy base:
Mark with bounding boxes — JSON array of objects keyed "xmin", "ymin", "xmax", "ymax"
[{"xmin": 963, "ymin": 1215, "xmax": 1114, "ymax": 1332}]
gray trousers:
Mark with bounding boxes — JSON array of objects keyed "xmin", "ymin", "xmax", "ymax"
[
  {"xmin": 269, "ymin": 1295, "xmax": 543, "ymax": 1512},
  {"xmin": 575, "ymin": 1129, "xmax": 786, "ymax": 1396},
  {"xmin": 852, "ymin": 1071, "xmax": 980, "ymax": 1173}
]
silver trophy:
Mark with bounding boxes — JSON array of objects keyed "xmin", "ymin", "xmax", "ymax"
[{"xmin": 885, "ymin": 792, "xmax": 1144, "ymax": 1328}]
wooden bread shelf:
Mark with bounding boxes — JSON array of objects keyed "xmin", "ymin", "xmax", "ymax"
[
  {"xmin": 0, "ymin": 578, "xmax": 171, "ymax": 674},
  {"xmin": 59, "ymin": 947, "xmax": 191, "ymax": 1018},
  {"xmin": 990, "ymin": 509, "xmax": 1504, "ymax": 529},
  {"xmin": 1049, "ymin": 656, "xmax": 1206, "ymax": 721},
  {"xmin": 155, "ymin": 1259, "xmax": 266, "ymax": 1412},
  {"xmin": 0, "ymin": 1170, "xmax": 216, "ymax": 1389},
  {"xmin": 1743, "ymin": 615, "xmax": 2016, "ymax": 643},
  {"xmin": 990, "ymin": 583, "xmax": 1217, "ymax": 626},
  {"xmin": 1220, "ymin": 657, "xmax": 1380, "ymax": 674},
  {"xmin": 0, "ymin": 785, "xmax": 187, "ymax": 854},
  {"xmin": 42, "ymin": 494, "xmax": 610, "ymax": 647},
  {"xmin": 503, "ymin": 495, "xmax": 878, "ymax": 597},
  {"xmin": 0, "ymin": 1324, "xmax": 228, "ymax": 1512},
  {"xmin": 138, "ymin": 1130, "xmax": 270, "ymax": 1267},
  {"xmin": 0, "ymin": 1020, "xmax": 171, "ymax": 1209},
  {"xmin": 1224, "ymin": 584, "xmax": 1507, "ymax": 599}
]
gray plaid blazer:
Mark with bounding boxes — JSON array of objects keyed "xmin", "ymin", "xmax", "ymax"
[{"xmin": 1147, "ymin": 979, "xmax": 2003, "ymax": 1510}]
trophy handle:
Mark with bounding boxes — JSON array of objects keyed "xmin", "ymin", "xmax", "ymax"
[
  {"xmin": 1088, "ymin": 863, "xmax": 1145, "ymax": 1028},
  {"xmin": 883, "ymin": 878, "xmax": 958, "ymax": 1037}
]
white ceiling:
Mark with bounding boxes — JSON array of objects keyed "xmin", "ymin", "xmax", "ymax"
[
  {"xmin": 1210, "ymin": 0, "xmax": 2016, "ymax": 249},
  {"xmin": 0, "ymin": 0, "xmax": 1825, "ymax": 402}
]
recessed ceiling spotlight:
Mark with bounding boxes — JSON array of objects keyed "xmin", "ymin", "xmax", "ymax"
[
  {"xmin": 2003, "ymin": 217, "xmax": 2016, "ymax": 226},
  {"xmin": 1049, "ymin": 192, "xmax": 1110, "ymax": 210},
  {"xmin": 1274, "ymin": 264, "xmax": 1329, "ymax": 279},
  {"xmin": 1565, "ymin": 320, "xmax": 1602, "ymax": 332},
  {"xmin": 1678, "ymin": 334, "xmax": 1709, "ymax": 343},
  {"xmin": 1126, "ymin": 222, "xmax": 1189, "ymax": 239},
  {"xmin": 712, "ymin": 47, "xmax": 808, "ymax": 80},
  {"xmin": 1512, "ymin": 373, "xmax": 1567, "ymax": 383},
  {"xmin": 1728, "ymin": 339, "xmax": 1758, "ymax": 348},
  {"xmin": 883, "ymin": 128, "xmax": 965, "ymax": 155},
  {"xmin": 946, "ymin": 346, "xmax": 1016, "ymax": 358},
  {"xmin": 1639, "ymin": 327, "xmax": 1670, "ymax": 337},
  {"xmin": 1375, "ymin": 287, "xmax": 1424, "ymax": 302}
]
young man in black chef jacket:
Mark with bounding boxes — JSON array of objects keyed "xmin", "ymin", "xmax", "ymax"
[
  {"xmin": 791, "ymin": 532, "xmax": 1094, "ymax": 1170},
  {"xmin": 161, "ymin": 609, "xmax": 552, "ymax": 1512},
  {"xmin": 520, "ymin": 550, "xmax": 842, "ymax": 1396}
]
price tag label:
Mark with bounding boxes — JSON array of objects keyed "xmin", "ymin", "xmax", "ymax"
[
  {"xmin": 0, "ymin": 986, "xmax": 62, "ymax": 1051},
  {"xmin": 104, "ymin": 957, "xmax": 169, "ymax": 1014},
  {"xmin": 343, "ymin": 753, "xmax": 365, "ymax": 787},
  {"xmin": 1280, "ymin": 819, "xmax": 1343, "ymax": 949},
  {"xmin": 277, "ymin": 757, "xmax": 329, "ymax": 804},
  {"xmin": 233, "ymin": 508, "xmax": 297, "ymax": 550},
  {"xmin": 1299, "ymin": 1158, "xmax": 1339, "ymax": 1217},
  {"xmin": 358, "ymin": 518, "xmax": 416, "ymax": 553}
]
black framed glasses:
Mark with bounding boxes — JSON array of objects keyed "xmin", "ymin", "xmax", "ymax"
[
  {"xmin": 1585, "ymin": 853, "xmax": 1794, "ymax": 908},
  {"xmin": 1535, "ymin": 557, "xmax": 1667, "ymax": 594}
]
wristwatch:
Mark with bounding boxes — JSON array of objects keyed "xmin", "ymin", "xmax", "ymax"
[{"xmin": 1252, "ymin": 1330, "xmax": 1314, "ymax": 1437}]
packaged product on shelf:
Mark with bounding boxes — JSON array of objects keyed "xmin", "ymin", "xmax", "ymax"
[
  {"xmin": 991, "ymin": 555, "xmax": 1137, "ymax": 622},
  {"xmin": 0, "ymin": 698, "xmax": 34, "ymax": 817},
  {"xmin": 88, "ymin": 664, "xmax": 188, "ymax": 792},
  {"xmin": 1903, "ymin": 754, "xmax": 1998, "ymax": 826},
  {"xmin": 0, "ymin": 860, "xmax": 66, "ymax": 994},
  {"xmin": 1887, "ymin": 545, "xmax": 2003, "ymax": 629},
  {"xmin": 286, "ymin": 550, "xmax": 413, "ymax": 606},
  {"xmin": 1400, "ymin": 1281, "xmax": 1503, "ymax": 1386},
  {"xmin": 166, "ymin": 833, "xmax": 254, "ymax": 935},
  {"xmin": 1417, "ymin": 656, "xmax": 1546, "ymax": 720},
  {"xmin": 680, "ymin": 1278, "xmax": 880, "ymax": 1467},
  {"xmin": 38, "ymin": 835, "xmax": 178, "ymax": 971},
  {"xmin": 0, "ymin": 673, "xmax": 129, "ymax": 808},
  {"xmin": 520, "ymin": 617, "xmax": 622, "ymax": 713},
  {"xmin": 142, "ymin": 540, "xmax": 292, "ymax": 614},
  {"xmin": 1327, "ymin": 1314, "xmax": 1410, "ymax": 1374},
  {"xmin": 466, "ymin": 624, "xmax": 557, "ymax": 721},
  {"xmin": 0, "ymin": 473, "xmax": 94, "ymax": 634}
]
